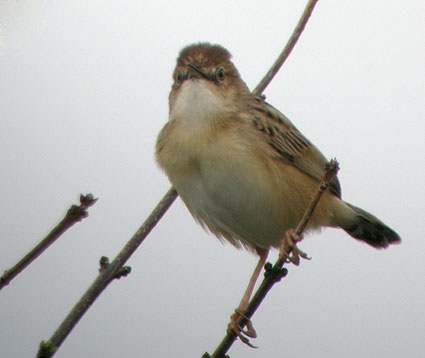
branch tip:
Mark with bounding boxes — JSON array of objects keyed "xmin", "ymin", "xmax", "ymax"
[{"xmin": 79, "ymin": 193, "xmax": 98, "ymax": 208}]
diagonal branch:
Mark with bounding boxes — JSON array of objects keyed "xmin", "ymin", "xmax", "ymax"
[
  {"xmin": 253, "ymin": 0, "xmax": 319, "ymax": 96},
  {"xmin": 206, "ymin": 160, "xmax": 340, "ymax": 358},
  {"xmin": 0, "ymin": 194, "xmax": 97, "ymax": 291}
]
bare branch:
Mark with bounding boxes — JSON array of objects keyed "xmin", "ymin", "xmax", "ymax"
[
  {"xmin": 37, "ymin": 187, "xmax": 178, "ymax": 357},
  {"xmin": 0, "ymin": 194, "xmax": 97, "ymax": 291},
  {"xmin": 206, "ymin": 160, "xmax": 339, "ymax": 358},
  {"xmin": 252, "ymin": 0, "xmax": 319, "ymax": 96},
  {"xmin": 294, "ymin": 159, "xmax": 340, "ymax": 235}
]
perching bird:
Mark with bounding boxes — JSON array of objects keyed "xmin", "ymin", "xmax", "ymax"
[{"xmin": 155, "ymin": 43, "xmax": 400, "ymax": 342}]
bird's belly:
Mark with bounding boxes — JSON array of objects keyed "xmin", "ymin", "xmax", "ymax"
[{"xmin": 170, "ymin": 155, "xmax": 287, "ymax": 250}]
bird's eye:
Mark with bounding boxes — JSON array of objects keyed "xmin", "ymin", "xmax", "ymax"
[
  {"xmin": 215, "ymin": 67, "xmax": 225, "ymax": 81},
  {"xmin": 176, "ymin": 70, "xmax": 187, "ymax": 82}
]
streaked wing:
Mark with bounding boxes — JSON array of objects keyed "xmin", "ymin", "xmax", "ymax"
[{"xmin": 247, "ymin": 97, "xmax": 341, "ymax": 197}]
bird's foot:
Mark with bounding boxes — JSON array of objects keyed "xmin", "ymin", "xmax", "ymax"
[
  {"xmin": 279, "ymin": 228, "xmax": 310, "ymax": 266},
  {"xmin": 227, "ymin": 309, "xmax": 258, "ymax": 348}
]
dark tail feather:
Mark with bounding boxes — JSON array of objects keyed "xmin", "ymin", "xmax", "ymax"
[{"xmin": 342, "ymin": 203, "xmax": 401, "ymax": 249}]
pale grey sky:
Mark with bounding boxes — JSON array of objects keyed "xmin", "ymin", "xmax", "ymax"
[{"xmin": 1, "ymin": 1, "xmax": 424, "ymax": 357}]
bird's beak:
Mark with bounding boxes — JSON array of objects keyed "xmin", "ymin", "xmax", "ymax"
[{"xmin": 186, "ymin": 63, "xmax": 211, "ymax": 81}]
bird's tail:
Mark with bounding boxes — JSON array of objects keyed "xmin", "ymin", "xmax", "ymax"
[{"xmin": 340, "ymin": 202, "xmax": 401, "ymax": 248}]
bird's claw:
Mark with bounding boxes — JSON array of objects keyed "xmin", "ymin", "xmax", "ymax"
[
  {"xmin": 227, "ymin": 309, "xmax": 258, "ymax": 348},
  {"xmin": 279, "ymin": 228, "xmax": 311, "ymax": 265}
]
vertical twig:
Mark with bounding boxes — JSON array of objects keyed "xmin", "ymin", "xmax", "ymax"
[{"xmin": 0, "ymin": 194, "xmax": 97, "ymax": 291}]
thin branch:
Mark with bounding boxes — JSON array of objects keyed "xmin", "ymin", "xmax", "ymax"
[
  {"xmin": 293, "ymin": 160, "xmax": 340, "ymax": 236},
  {"xmin": 36, "ymin": 0, "xmax": 320, "ymax": 355},
  {"xmin": 206, "ymin": 160, "xmax": 340, "ymax": 358},
  {"xmin": 0, "ymin": 194, "xmax": 97, "ymax": 291},
  {"xmin": 253, "ymin": 0, "xmax": 319, "ymax": 96},
  {"xmin": 37, "ymin": 187, "xmax": 178, "ymax": 358}
]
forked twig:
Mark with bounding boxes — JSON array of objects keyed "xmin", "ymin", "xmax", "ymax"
[
  {"xmin": 0, "ymin": 194, "xmax": 97, "ymax": 291},
  {"xmin": 205, "ymin": 160, "xmax": 340, "ymax": 358},
  {"xmin": 36, "ymin": 0, "xmax": 320, "ymax": 356}
]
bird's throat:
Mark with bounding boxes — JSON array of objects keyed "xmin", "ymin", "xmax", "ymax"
[{"xmin": 169, "ymin": 79, "xmax": 228, "ymax": 128}]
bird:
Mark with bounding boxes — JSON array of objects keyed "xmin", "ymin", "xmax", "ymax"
[{"xmin": 155, "ymin": 42, "xmax": 400, "ymax": 343}]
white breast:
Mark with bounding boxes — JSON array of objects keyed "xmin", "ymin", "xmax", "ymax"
[{"xmin": 170, "ymin": 79, "xmax": 225, "ymax": 126}]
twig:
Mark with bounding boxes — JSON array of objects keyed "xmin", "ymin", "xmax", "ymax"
[
  {"xmin": 253, "ymin": 0, "xmax": 319, "ymax": 96},
  {"xmin": 0, "ymin": 194, "xmax": 97, "ymax": 291},
  {"xmin": 294, "ymin": 160, "xmax": 340, "ymax": 236},
  {"xmin": 206, "ymin": 160, "xmax": 340, "ymax": 358},
  {"xmin": 37, "ymin": 187, "xmax": 178, "ymax": 358}
]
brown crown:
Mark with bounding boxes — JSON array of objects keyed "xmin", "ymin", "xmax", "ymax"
[{"xmin": 177, "ymin": 43, "xmax": 232, "ymax": 69}]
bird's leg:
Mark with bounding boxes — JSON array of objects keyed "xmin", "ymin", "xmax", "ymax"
[
  {"xmin": 279, "ymin": 228, "xmax": 310, "ymax": 266},
  {"xmin": 227, "ymin": 249, "xmax": 268, "ymax": 346}
]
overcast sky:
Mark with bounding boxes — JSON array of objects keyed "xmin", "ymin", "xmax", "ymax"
[{"xmin": 1, "ymin": 1, "xmax": 424, "ymax": 357}]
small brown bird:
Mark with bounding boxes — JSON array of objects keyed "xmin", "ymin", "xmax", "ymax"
[{"xmin": 156, "ymin": 43, "xmax": 400, "ymax": 341}]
